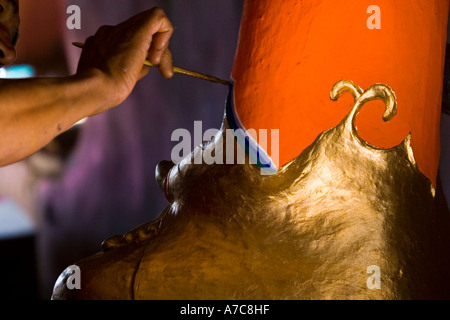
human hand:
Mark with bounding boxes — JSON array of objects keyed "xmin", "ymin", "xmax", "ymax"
[{"xmin": 76, "ymin": 7, "xmax": 174, "ymax": 108}]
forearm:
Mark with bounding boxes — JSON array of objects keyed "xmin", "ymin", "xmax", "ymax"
[
  {"xmin": 0, "ymin": 70, "xmax": 113, "ymax": 166},
  {"xmin": 0, "ymin": 7, "xmax": 174, "ymax": 167}
]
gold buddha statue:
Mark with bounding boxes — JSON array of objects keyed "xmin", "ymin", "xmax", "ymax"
[
  {"xmin": 52, "ymin": 80, "xmax": 450, "ymax": 299},
  {"xmin": 52, "ymin": 0, "xmax": 450, "ymax": 299}
]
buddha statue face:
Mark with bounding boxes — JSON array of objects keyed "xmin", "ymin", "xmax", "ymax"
[{"xmin": 52, "ymin": 81, "xmax": 450, "ymax": 300}]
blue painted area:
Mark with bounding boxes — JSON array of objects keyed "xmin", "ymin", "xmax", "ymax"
[{"xmin": 225, "ymin": 83, "xmax": 278, "ymax": 174}]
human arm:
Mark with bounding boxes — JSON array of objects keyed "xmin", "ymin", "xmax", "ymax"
[{"xmin": 0, "ymin": 7, "xmax": 173, "ymax": 166}]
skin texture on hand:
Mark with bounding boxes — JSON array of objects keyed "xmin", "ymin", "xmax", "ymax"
[{"xmin": 76, "ymin": 7, "xmax": 174, "ymax": 114}]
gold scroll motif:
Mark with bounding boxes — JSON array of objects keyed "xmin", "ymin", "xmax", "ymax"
[{"xmin": 53, "ymin": 81, "xmax": 450, "ymax": 300}]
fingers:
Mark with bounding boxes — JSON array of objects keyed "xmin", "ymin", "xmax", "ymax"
[
  {"xmin": 157, "ymin": 48, "xmax": 174, "ymax": 79},
  {"xmin": 146, "ymin": 10, "xmax": 174, "ymax": 79},
  {"xmin": 139, "ymin": 48, "xmax": 173, "ymax": 80},
  {"xmin": 130, "ymin": 7, "xmax": 173, "ymax": 65},
  {"xmin": 76, "ymin": 6, "xmax": 175, "ymax": 100},
  {"xmin": 115, "ymin": 7, "xmax": 174, "ymax": 79},
  {"xmin": 147, "ymin": 16, "xmax": 173, "ymax": 66},
  {"xmin": 138, "ymin": 65, "xmax": 151, "ymax": 80}
]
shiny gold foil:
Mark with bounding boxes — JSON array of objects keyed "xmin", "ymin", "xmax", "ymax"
[{"xmin": 52, "ymin": 81, "xmax": 450, "ymax": 300}]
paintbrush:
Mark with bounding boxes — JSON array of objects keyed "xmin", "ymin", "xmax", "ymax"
[{"xmin": 72, "ymin": 42, "xmax": 230, "ymax": 86}]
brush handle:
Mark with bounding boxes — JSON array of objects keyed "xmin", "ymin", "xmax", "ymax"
[{"xmin": 72, "ymin": 42, "xmax": 230, "ymax": 86}]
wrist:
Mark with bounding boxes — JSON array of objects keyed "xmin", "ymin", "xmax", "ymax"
[{"xmin": 72, "ymin": 68, "xmax": 127, "ymax": 115}]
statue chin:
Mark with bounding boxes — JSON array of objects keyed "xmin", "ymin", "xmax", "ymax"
[{"xmin": 52, "ymin": 81, "xmax": 450, "ymax": 300}]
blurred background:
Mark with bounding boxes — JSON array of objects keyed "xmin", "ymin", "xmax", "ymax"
[
  {"xmin": 0, "ymin": 0, "xmax": 449, "ymax": 301},
  {"xmin": 0, "ymin": 0, "xmax": 243, "ymax": 299}
]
